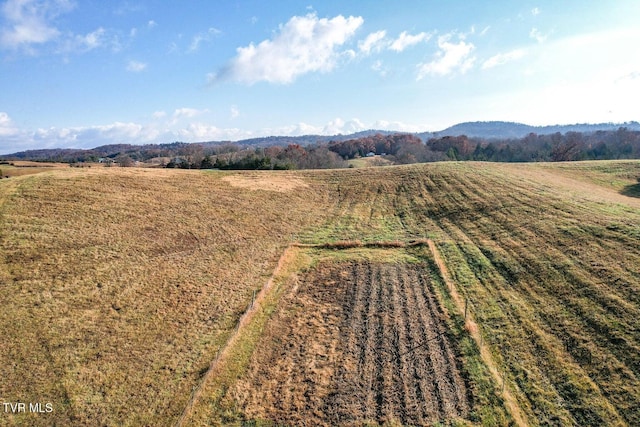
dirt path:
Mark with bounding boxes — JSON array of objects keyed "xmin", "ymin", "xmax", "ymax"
[
  {"xmin": 427, "ymin": 239, "xmax": 530, "ymax": 427},
  {"xmin": 174, "ymin": 244, "xmax": 299, "ymax": 427}
]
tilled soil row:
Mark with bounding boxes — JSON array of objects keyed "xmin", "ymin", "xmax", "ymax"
[{"xmin": 233, "ymin": 260, "xmax": 470, "ymax": 426}]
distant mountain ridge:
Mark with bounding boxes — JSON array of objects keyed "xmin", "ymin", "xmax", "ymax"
[
  {"xmin": 3, "ymin": 121, "xmax": 640, "ymax": 161},
  {"xmin": 427, "ymin": 121, "xmax": 640, "ymax": 139}
]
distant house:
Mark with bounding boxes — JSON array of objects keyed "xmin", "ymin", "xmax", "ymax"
[{"xmin": 366, "ymin": 152, "xmax": 375, "ymax": 157}]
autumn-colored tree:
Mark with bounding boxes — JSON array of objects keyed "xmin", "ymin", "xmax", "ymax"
[{"xmin": 551, "ymin": 132, "xmax": 583, "ymax": 161}]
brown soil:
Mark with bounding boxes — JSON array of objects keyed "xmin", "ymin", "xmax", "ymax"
[
  {"xmin": 221, "ymin": 172, "xmax": 308, "ymax": 192},
  {"xmin": 233, "ymin": 260, "xmax": 471, "ymax": 426}
]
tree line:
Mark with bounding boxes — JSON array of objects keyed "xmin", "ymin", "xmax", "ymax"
[
  {"xmin": 429, "ymin": 128, "xmax": 640, "ymax": 162},
  {"xmin": 6, "ymin": 128, "xmax": 640, "ymax": 168},
  {"xmin": 170, "ymin": 127, "xmax": 640, "ymax": 169}
]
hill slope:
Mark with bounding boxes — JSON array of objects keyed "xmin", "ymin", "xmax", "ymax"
[{"xmin": 1, "ymin": 161, "xmax": 639, "ymax": 426}]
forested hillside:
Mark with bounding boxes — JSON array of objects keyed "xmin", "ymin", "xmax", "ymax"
[{"xmin": 4, "ymin": 124, "xmax": 640, "ymax": 169}]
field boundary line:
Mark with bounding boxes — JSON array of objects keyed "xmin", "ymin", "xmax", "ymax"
[
  {"xmin": 174, "ymin": 243, "xmax": 299, "ymax": 427},
  {"xmin": 291, "ymin": 238, "xmax": 430, "ymax": 249},
  {"xmin": 427, "ymin": 239, "xmax": 530, "ymax": 427}
]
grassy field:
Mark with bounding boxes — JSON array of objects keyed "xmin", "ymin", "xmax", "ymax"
[
  {"xmin": 0, "ymin": 168, "xmax": 330, "ymax": 426},
  {"xmin": 0, "ymin": 161, "xmax": 70, "ymax": 178},
  {"xmin": 1, "ymin": 160, "xmax": 639, "ymax": 426},
  {"xmin": 347, "ymin": 155, "xmax": 394, "ymax": 168}
]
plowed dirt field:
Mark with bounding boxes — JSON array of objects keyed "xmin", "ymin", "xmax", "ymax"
[{"xmin": 233, "ymin": 260, "xmax": 471, "ymax": 426}]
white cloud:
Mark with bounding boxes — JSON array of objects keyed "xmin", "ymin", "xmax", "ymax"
[
  {"xmin": 482, "ymin": 49, "xmax": 526, "ymax": 69},
  {"xmin": 212, "ymin": 13, "xmax": 363, "ymax": 84},
  {"xmin": 389, "ymin": 31, "xmax": 431, "ymax": 52},
  {"xmin": 147, "ymin": 20, "xmax": 157, "ymax": 29},
  {"xmin": 322, "ymin": 117, "xmax": 366, "ymax": 135},
  {"xmin": 531, "ymin": 7, "xmax": 541, "ymax": 16},
  {"xmin": 373, "ymin": 119, "xmax": 430, "ymax": 133},
  {"xmin": 358, "ymin": 29, "xmax": 432, "ymax": 55},
  {"xmin": 126, "ymin": 60, "xmax": 147, "ymax": 72},
  {"xmin": 173, "ymin": 107, "xmax": 206, "ymax": 119},
  {"xmin": 152, "ymin": 111, "xmax": 167, "ymax": 119},
  {"xmin": 371, "ymin": 59, "xmax": 387, "ymax": 77},
  {"xmin": 0, "ymin": 111, "xmax": 18, "ymax": 136},
  {"xmin": 1, "ymin": 0, "xmax": 123, "ymax": 55},
  {"xmin": 0, "ymin": 111, "xmax": 11, "ymax": 127},
  {"xmin": 358, "ymin": 30, "xmax": 386, "ymax": 55},
  {"xmin": 529, "ymin": 27, "xmax": 548, "ymax": 43},
  {"xmin": 230, "ymin": 105, "xmax": 239, "ymax": 119},
  {"xmin": 64, "ymin": 27, "xmax": 107, "ymax": 52},
  {"xmin": 0, "ymin": 0, "xmax": 73, "ymax": 50},
  {"xmin": 188, "ymin": 27, "xmax": 221, "ymax": 52},
  {"xmin": 417, "ymin": 33, "xmax": 475, "ymax": 79},
  {"xmin": 168, "ymin": 107, "xmax": 209, "ymax": 126}
]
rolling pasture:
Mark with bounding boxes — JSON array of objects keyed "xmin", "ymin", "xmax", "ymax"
[{"xmin": 0, "ymin": 160, "xmax": 639, "ymax": 426}]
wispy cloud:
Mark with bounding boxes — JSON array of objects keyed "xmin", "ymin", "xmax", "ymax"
[
  {"xmin": 371, "ymin": 59, "xmax": 388, "ymax": 77},
  {"xmin": 230, "ymin": 105, "xmax": 239, "ymax": 119},
  {"xmin": 1, "ymin": 0, "xmax": 124, "ymax": 55},
  {"xmin": 529, "ymin": 27, "xmax": 548, "ymax": 43},
  {"xmin": 0, "ymin": 111, "xmax": 18, "ymax": 136},
  {"xmin": 0, "ymin": 0, "xmax": 73, "ymax": 51},
  {"xmin": 58, "ymin": 27, "xmax": 111, "ymax": 53},
  {"xmin": 482, "ymin": 49, "xmax": 526, "ymax": 69},
  {"xmin": 173, "ymin": 107, "xmax": 207, "ymax": 119},
  {"xmin": 358, "ymin": 29, "xmax": 431, "ymax": 55},
  {"xmin": 358, "ymin": 30, "xmax": 386, "ymax": 55},
  {"xmin": 126, "ymin": 60, "xmax": 147, "ymax": 72},
  {"xmin": 322, "ymin": 117, "xmax": 366, "ymax": 135},
  {"xmin": 389, "ymin": 31, "xmax": 431, "ymax": 52},
  {"xmin": 372, "ymin": 119, "xmax": 430, "ymax": 133},
  {"xmin": 417, "ymin": 33, "xmax": 475, "ymax": 79},
  {"xmin": 169, "ymin": 107, "xmax": 209, "ymax": 125},
  {"xmin": 188, "ymin": 27, "xmax": 221, "ymax": 52},
  {"xmin": 210, "ymin": 13, "xmax": 363, "ymax": 85},
  {"xmin": 531, "ymin": 7, "xmax": 541, "ymax": 16}
]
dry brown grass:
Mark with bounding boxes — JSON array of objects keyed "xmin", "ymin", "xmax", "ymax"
[
  {"xmin": 0, "ymin": 162, "xmax": 68, "ymax": 178},
  {"xmin": 221, "ymin": 171, "xmax": 309, "ymax": 192},
  {"xmin": 0, "ymin": 168, "xmax": 329, "ymax": 426},
  {"xmin": 1, "ymin": 160, "xmax": 640, "ymax": 426}
]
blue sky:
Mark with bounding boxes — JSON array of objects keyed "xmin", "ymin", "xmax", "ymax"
[{"xmin": 1, "ymin": 0, "xmax": 639, "ymax": 153}]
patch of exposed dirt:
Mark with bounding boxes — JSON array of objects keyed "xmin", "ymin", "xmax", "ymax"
[
  {"xmin": 222, "ymin": 173, "xmax": 308, "ymax": 193},
  {"xmin": 232, "ymin": 260, "xmax": 471, "ymax": 426}
]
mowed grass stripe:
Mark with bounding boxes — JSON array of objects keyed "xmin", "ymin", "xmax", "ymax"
[{"xmin": 425, "ymin": 165, "xmax": 639, "ymax": 425}]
